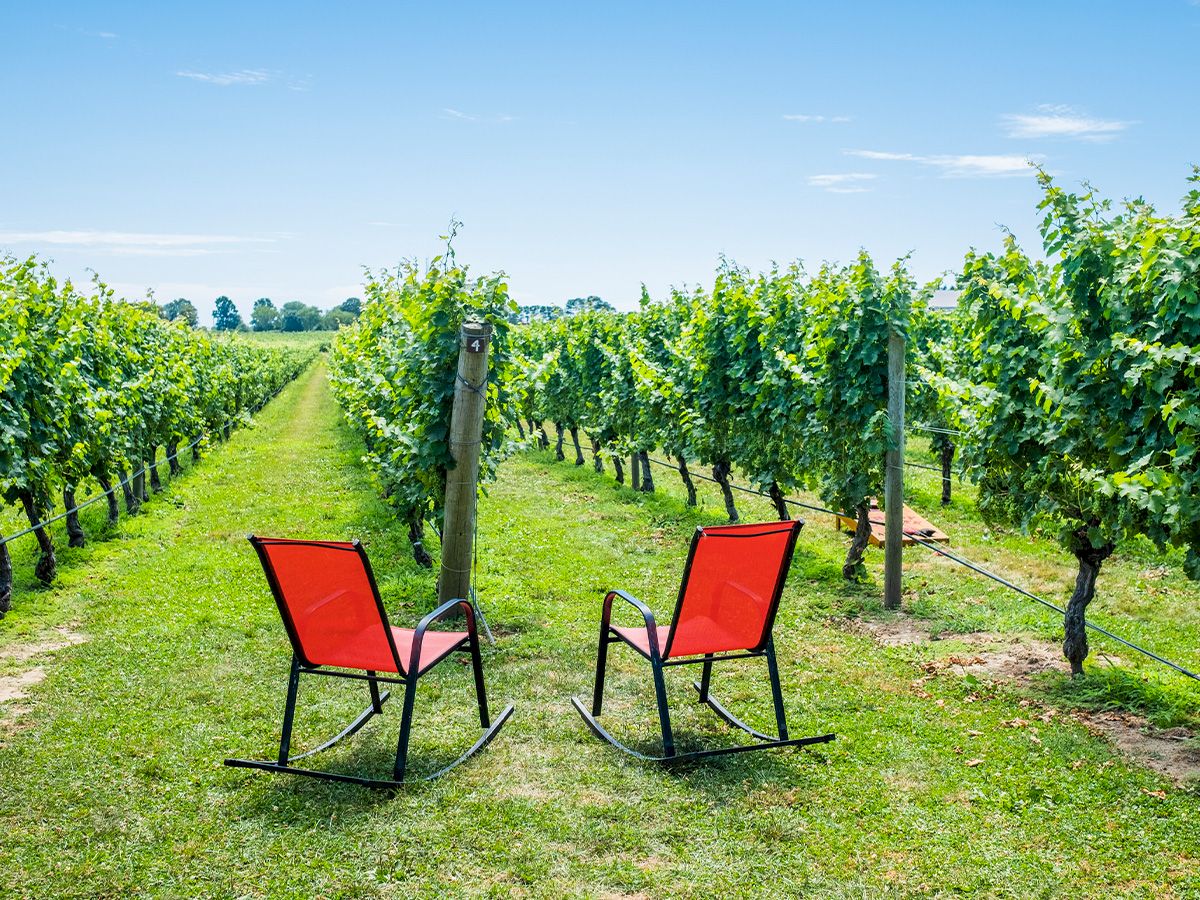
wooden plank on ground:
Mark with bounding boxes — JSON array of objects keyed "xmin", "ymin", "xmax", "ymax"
[{"xmin": 834, "ymin": 501, "xmax": 949, "ymax": 547}]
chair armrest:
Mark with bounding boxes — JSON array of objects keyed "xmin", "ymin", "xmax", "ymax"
[
  {"xmin": 602, "ymin": 589, "xmax": 664, "ymax": 657},
  {"xmin": 407, "ymin": 598, "xmax": 475, "ymax": 675}
]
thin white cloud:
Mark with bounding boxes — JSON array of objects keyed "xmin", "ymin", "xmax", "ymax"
[
  {"xmin": 1001, "ymin": 104, "xmax": 1129, "ymax": 141},
  {"xmin": 850, "ymin": 150, "xmax": 919, "ymax": 161},
  {"xmin": 69, "ymin": 27, "xmax": 118, "ymax": 40},
  {"xmin": 807, "ymin": 173, "xmax": 877, "ymax": 193},
  {"xmin": 783, "ymin": 114, "xmax": 852, "ymax": 123},
  {"xmin": 845, "ymin": 149, "xmax": 1037, "ymax": 178},
  {"xmin": 0, "ymin": 230, "xmax": 277, "ymax": 257},
  {"xmin": 441, "ymin": 108, "xmax": 515, "ymax": 123},
  {"xmin": 176, "ymin": 69, "xmax": 275, "ymax": 86}
]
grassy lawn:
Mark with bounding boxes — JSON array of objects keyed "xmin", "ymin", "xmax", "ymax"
[{"xmin": 2, "ymin": 363, "xmax": 1198, "ymax": 898}]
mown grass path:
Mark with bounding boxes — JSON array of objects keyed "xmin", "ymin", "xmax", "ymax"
[{"xmin": 1, "ymin": 363, "xmax": 1198, "ymax": 899}]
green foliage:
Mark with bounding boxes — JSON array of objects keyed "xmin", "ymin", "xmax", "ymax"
[
  {"xmin": 941, "ymin": 170, "xmax": 1200, "ymax": 575},
  {"xmin": 159, "ymin": 297, "xmax": 198, "ymax": 327},
  {"xmin": 565, "ymin": 295, "xmax": 614, "ymax": 315},
  {"xmin": 803, "ymin": 255, "xmax": 912, "ymax": 518},
  {"xmin": 251, "ymin": 297, "xmax": 279, "ymax": 332},
  {"xmin": 511, "ymin": 303, "xmax": 564, "ymax": 324},
  {"xmin": 329, "ymin": 238, "xmax": 518, "ymax": 539},
  {"xmin": 907, "ymin": 290, "xmax": 962, "ymax": 459},
  {"xmin": 519, "ymin": 252, "xmax": 915, "ymax": 570},
  {"xmin": 280, "ymin": 300, "xmax": 322, "ymax": 332},
  {"xmin": 212, "ymin": 295, "xmax": 243, "ymax": 331},
  {"xmin": 0, "ymin": 256, "xmax": 314, "ymax": 548},
  {"xmin": 3, "ymin": 375, "xmax": 1196, "ymax": 898}
]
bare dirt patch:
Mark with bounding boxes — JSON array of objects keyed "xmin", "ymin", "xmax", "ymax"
[
  {"xmin": 849, "ymin": 616, "xmax": 934, "ymax": 647},
  {"xmin": 0, "ymin": 625, "xmax": 87, "ymax": 663},
  {"xmin": 848, "ymin": 614, "xmax": 1198, "ymax": 784},
  {"xmin": 1075, "ymin": 710, "xmax": 1200, "ymax": 784},
  {"xmin": 0, "ymin": 667, "xmax": 47, "ymax": 704},
  {"xmin": 0, "ymin": 625, "xmax": 87, "ymax": 711},
  {"xmin": 848, "ymin": 617, "xmax": 1070, "ymax": 678}
]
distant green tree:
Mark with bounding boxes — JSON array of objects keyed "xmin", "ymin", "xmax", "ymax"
[
  {"xmin": 213, "ymin": 296, "xmax": 243, "ymax": 331},
  {"xmin": 338, "ymin": 297, "xmax": 362, "ymax": 317},
  {"xmin": 322, "ymin": 308, "xmax": 355, "ymax": 330},
  {"xmin": 566, "ymin": 295, "xmax": 615, "ymax": 315},
  {"xmin": 280, "ymin": 301, "xmax": 322, "ymax": 332},
  {"xmin": 159, "ymin": 298, "xmax": 198, "ymax": 327},
  {"xmin": 251, "ymin": 297, "xmax": 280, "ymax": 332}
]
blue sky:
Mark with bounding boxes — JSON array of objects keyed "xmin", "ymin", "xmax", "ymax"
[{"xmin": 2, "ymin": 2, "xmax": 1198, "ymax": 321}]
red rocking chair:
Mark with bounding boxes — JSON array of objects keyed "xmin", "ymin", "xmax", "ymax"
[
  {"xmin": 573, "ymin": 520, "xmax": 835, "ymax": 761},
  {"xmin": 225, "ymin": 537, "xmax": 513, "ymax": 788}
]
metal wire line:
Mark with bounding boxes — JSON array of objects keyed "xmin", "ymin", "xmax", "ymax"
[
  {"xmin": 642, "ymin": 454, "xmax": 1200, "ymax": 684},
  {"xmin": 1, "ymin": 388, "xmax": 287, "ymax": 548},
  {"xmin": 908, "ymin": 424, "xmax": 968, "ymax": 437}
]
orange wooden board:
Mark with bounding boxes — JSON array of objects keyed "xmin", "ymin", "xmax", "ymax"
[{"xmin": 834, "ymin": 502, "xmax": 949, "ymax": 547}]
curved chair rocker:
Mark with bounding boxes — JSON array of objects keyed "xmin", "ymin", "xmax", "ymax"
[
  {"xmin": 225, "ymin": 537, "xmax": 513, "ymax": 788},
  {"xmin": 572, "ymin": 520, "xmax": 835, "ymax": 762}
]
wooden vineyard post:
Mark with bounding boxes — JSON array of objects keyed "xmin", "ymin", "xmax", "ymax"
[
  {"xmin": 438, "ymin": 320, "xmax": 492, "ymax": 611},
  {"xmin": 883, "ymin": 330, "xmax": 906, "ymax": 610}
]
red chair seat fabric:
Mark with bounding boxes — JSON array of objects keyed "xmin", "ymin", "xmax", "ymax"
[
  {"xmin": 309, "ymin": 625, "xmax": 466, "ymax": 674},
  {"xmin": 391, "ymin": 627, "xmax": 468, "ymax": 675},
  {"xmin": 251, "ymin": 538, "xmax": 472, "ymax": 676},
  {"xmin": 613, "ymin": 616, "xmax": 771, "ymax": 660},
  {"xmin": 612, "ymin": 624, "xmax": 672, "ymax": 658}
]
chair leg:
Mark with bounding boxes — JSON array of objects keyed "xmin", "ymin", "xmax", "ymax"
[
  {"xmin": 277, "ymin": 655, "xmax": 301, "ymax": 765},
  {"xmin": 591, "ymin": 628, "xmax": 611, "ymax": 716},
  {"xmin": 366, "ymin": 671, "xmax": 383, "ymax": 715},
  {"xmin": 392, "ymin": 676, "xmax": 418, "ymax": 782},
  {"xmin": 650, "ymin": 659, "xmax": 676, "ymax": 757},
  {"xmin": 764, "ymin": 639, "xmax": 789, "ymax": 741},
  {"xmin": 698, "ymin": 654, "xmax": 714, "ymax": 702},
  {"xmin": 469, "ymin": 635, "xmax": 492, "ymax": 728}
]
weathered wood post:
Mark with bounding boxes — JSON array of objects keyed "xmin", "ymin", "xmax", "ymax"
[
  {"xmin": 883, "ymin": 330, "xmax": 906, "ymax": 610},
  {"xmin": 438, "ymin": 320, "xmax": 491, "ymax": 610}
]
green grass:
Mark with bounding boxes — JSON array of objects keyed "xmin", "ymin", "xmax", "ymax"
[
  {"xmin": 1, "ymin": 365, "xmax": 1199, "ymax": 898},
  {"xmin": 233, "ymin": 330, "xmax": 332, "ymax": 350}
]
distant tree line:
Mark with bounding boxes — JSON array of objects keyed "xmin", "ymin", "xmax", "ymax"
[
  {"xmin": 511, "ymin": 295, "xmax": 615, "ymax": 323},
  {"xmin": 162, "ymin": 292, "xmax": 610, "ymax": 331},
  {"xmin": 250, "ymin": 297, "xmax": 361, "ymax": 332},
  {"xmin": 157, "ymin": 296, "xmax": 362, "ymax": 332}
]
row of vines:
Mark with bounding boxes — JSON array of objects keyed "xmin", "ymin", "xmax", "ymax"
[
  {"xmin": 514, "ymin": 253, "xmax": 925, "ymax": 584},
  {"xmin": 329, "ymin": 236, "xmax": 517, "ymax": 567},
  {"xmin": 1, "ymin": 256, "xmax": 315, "ymax": 614},
  {"xmin": 330, "ymin": 171, "xmax": 1199, "ymax": 673}
]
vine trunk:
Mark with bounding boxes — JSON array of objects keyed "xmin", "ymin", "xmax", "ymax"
[
  {"xmin": 712, "ymin": 460, "xmax": 739, "ymax": 522},
  {"xmin": 678, "ymin": 458, "xmax": 697, "ymax": 506},
  {"xmin": 1064, "ymin": 533, "xmax": 1116, "ymax": 676},
  {"xmin": 842, "ymin": 502, "xmax": 872, "ymax": 580},
  {"xmin": 18, "ymin": 490, "xmax": 56, "ymax": 584},
  {"xmin": 639, "ymin": 451, "xmax": 654, "ymax": 493},
  {"xmin": 63, "ymin": 487, "xmax": 85, "ymax": 548}
]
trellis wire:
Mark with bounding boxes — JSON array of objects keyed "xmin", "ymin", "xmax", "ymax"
[
  {"xmin": 908, "ymin": 424, "xmax": 967, "ymax": 437},
  {"xmin": 0, "ymin": 385, "xmax": 289, "ymax": 548},
  {"xmin": 643, "ymin": 454, "xmax": 1200, "ymax": 684}
]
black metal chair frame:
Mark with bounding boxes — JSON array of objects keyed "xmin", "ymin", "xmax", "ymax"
[
  {"xmin": 572, "ymin": 523, "xmax": 835, "ymax": 762},
  {"xmin": 225, "ymin": 538, "xmax": 513, "ymax": 788}
]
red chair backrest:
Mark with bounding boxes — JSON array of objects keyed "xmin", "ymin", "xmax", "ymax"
[
  {"xmin": 249, "ymin": 537, "xmax": 404, "ymax": 673},
  {"xmin": 663, "ymin": 521, "xmax": 802, "ymax": 659}
]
